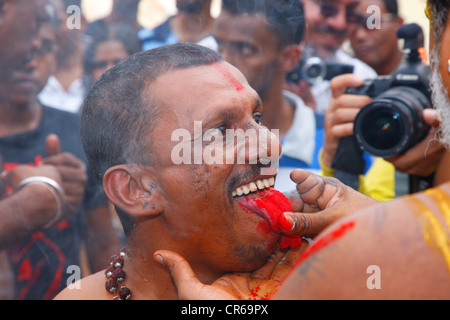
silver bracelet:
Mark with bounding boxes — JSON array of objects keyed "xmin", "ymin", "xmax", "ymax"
[{"xmin": 15, "ymin": 176, "xmax": 67, "ymax": 228}]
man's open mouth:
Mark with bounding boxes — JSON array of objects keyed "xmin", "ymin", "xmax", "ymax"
[{"xmin": 232, "ymin": 177, "xmax": 275, "ymax": 197}]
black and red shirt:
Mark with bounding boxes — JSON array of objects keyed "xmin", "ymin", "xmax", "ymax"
[{"xmin": 0, "ymin": 105, "xmax": 107, "ymax": 300}]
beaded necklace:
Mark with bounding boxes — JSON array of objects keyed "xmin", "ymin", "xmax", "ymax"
[{"xmin": 105, "ymin": 251, "xmax": 133, "ymax": 300}]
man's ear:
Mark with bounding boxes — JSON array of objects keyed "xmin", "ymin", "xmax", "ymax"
[
  {"xmin": 280, "ymin": 43, "xmax": 302, "ymax": 74},
  {"xmin": 103, "ymin": 165, "xmax": 163, "ymax": 218}
]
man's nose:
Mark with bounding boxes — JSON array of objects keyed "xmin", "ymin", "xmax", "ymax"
[
  {"xmin": 349, "ymin": 22, "xmax": 368, "ymax": 41},
  {"xmin": 326, "ymin": 7, "xmax": 347, "ymax": 31}
]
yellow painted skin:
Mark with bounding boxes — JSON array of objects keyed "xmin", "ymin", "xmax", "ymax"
[{"xmin": 408, "ymin": 188, "xmax": 450, "ymax": 273}]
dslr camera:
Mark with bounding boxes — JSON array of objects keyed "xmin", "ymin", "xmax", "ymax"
[
  {"xmin": 349, "ymin": 24, "xmax": 432, "ymax": 158},
  {"xmin": 286, "ymin": 46, "xmax": 354, "ymax": 85}
]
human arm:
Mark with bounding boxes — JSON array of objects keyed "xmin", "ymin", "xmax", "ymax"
[
  {"xmin": 282, "ymin": 169, "xmax": 378, "ymax": 238},
  {"xmin": 384, "ymin": 109, "xmax": 445, "ymax": 178},
  {"xmin": 41, "ymin": 134, "xmax": 87, "ymax": 218},
  {"xmin": 434, "ymin": 150, "xmax": 450, "ymax": 185},
  {"xmin": 0, "ymin": 164, "xmax": 64, "ymax": 249},
  {"xmin": 274, "ymin": 185, "xmax": 450, "ymax": 299},
  {"xmin": 321, "ymin": 74, "xmax": 372, "ymax": 168}
]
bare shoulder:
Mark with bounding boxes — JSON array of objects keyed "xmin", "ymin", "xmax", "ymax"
[
  {"xmin": 54, "ymin": 270, "xmax": 110, "ymax": 300},
  {"xmin": 275, "ymin": 184, "xmax": 450, "ymax": 300}
]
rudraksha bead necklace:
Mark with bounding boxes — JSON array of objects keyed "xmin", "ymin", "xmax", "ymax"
[{"xmin": 105, "ymin": 251, "xmax": 133, "ymax": 300}]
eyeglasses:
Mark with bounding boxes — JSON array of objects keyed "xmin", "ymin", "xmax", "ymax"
[{"xmin": 313, "ymin": 0, "xmax": 359, "ymax": 22}]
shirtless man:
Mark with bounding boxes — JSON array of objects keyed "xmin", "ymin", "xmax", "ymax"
[
  {"xmin": 55, "ymin": 43, "xmax": 320, "ymax": 300},
  {"xmin": 157, "ymin": 0, "xmax": 450, "ymax": 299}
]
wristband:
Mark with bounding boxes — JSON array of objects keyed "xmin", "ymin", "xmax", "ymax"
[{"xmin": 15, "ymin": 176, "xmax": 67, "ymax": 228}]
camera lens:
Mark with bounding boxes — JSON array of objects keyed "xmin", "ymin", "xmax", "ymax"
[
  {"xmin": 306, "ymin": 64, "xmax": 323, "ymax": 79},
  {"xmin": 303, "ymin": 57, "xmax": 325, "ymax": 83},
  {"xmin": 354, "ymin": 86, "xmax": 431, "ymax": 158},
  {"xmin": 360, "ymin": 109, "xmax": 403, "ymax": 150}
]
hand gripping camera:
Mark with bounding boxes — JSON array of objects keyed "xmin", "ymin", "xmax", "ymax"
[{"xmin": 349, "ymin": 23, "xmax": 432, "ymax": 158}]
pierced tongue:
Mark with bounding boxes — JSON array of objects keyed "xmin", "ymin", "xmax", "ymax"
[{"xmin": 235, "ymin": 187, "xmax": 293, "ymax": 233}]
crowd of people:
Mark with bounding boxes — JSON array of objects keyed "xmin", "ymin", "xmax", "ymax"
[{"xmin": 0, "ymin": 0, "xmax": 449, "ymax": 300}]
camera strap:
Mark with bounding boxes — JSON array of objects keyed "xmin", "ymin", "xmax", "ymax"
[{"xmin": 331, "ymin": 136, "xmax": 366, "ymax": 191}]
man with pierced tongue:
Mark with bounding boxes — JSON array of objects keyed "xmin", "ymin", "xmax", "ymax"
[
  {"xmin": 153, "ymin": 0, "xmax": 450, "ymax": 300},
  {"xmin": 55, "ymin": 43, "xmax": 307, "ymax": 300},
  {"xmin": 235, "ymin": 185, "xmax": 302, "ymax": 250}
]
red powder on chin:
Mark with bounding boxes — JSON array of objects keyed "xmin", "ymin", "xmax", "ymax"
[
  {"xmin": 236, "ymin": 188, "xmax": 292, "ymax": 233},
  {"xmin": 236, "ymin": 188, "xmax": 303, "ymax": 249}
]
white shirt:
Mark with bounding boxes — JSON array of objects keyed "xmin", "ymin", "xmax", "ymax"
[
  {"xmin": 312, "ymin": 49, "xmax": 378, "ymax": 115},
  {"xmin": 38, "ymin": 75, "xmax": 85, "ymax": 114},
  {"xmin": 275, "ymin": 90, "xmax": 320, "ymax": 193},
  {"xmin": 197, "ymin": 35, "xmax": 218, "ymax": 51}
]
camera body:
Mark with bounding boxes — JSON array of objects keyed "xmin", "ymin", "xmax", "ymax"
[
  {"xmin": 349, "ymin": 24, "xmax": 432, "ymax": 158},
  {"xmin": 286, "ymin": 49, "xmax": 354, "ymax": 85}
]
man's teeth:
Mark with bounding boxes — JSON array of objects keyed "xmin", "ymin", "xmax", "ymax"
[{"xmin": 232, "ymin": 177, "xmax": 275, "ymax": 197}]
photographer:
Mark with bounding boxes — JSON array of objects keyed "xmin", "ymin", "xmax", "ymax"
[
  {"xmin": 320, "ymin": 14, "xmax": 445, "ymax": 201},
  {"xmin": 321, "ymin": 74, "xmax": 445, "ymax": 201},
  {"xmin": 285, "ymin": 0, "xmax": 377, "ymax": 119},
  {"xmin": 348, "ymin": 0, "xmax": 404, "ymax": 77}
]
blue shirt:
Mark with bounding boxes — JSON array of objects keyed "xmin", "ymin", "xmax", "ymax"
[{"xmin": 138, "ymin": 18, "xmax": 179, "ymax": 51}]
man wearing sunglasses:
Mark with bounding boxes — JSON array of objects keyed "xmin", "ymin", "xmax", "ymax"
[
  {"xmin": 347, "ymin": 0, "xmax": 404, "ymax": 76},
  {"xmin": 304, "ymin": 0, "xmax": 354, "ymax": 59},
  {"xmin": 321, "ymin": 0, "xmax": 447, "ymax": 203},
  {"xmin": 299, "ymin": 0, "xmax": 377, "ymax": 116}
]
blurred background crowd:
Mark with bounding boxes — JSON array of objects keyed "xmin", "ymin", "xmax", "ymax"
[{"xmin": 0, "ymin": 0, "xmax": 443, "ymax": 300}]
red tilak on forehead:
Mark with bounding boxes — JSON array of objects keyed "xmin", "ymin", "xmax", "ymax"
[{"xmin": 213, "ymin": 63, "xmax": 245, "ymax": 92}]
